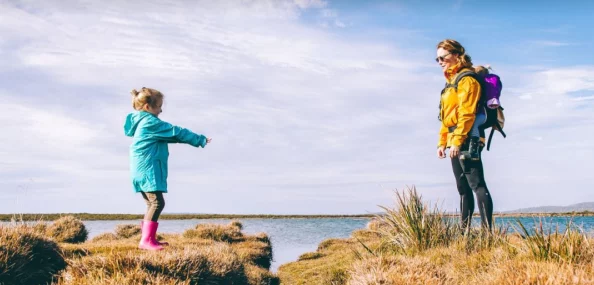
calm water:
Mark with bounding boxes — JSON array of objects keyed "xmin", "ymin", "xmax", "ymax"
[{"xmin": 6, "ymin": 216, "xmax": 594, "ymax": 272}]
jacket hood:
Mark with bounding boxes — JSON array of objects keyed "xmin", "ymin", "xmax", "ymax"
[{"xmin": 124, "ymin": 111, "xmax": 152, "ymax": 137}]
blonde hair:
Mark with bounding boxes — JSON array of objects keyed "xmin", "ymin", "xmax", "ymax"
[
  {"xmin": 130, "ymin": 87, "xmax": 164, "ymax": 110},
  {"xmin": 437, "ymin": 39, "xmax": 473, "ymax": 68},
  {"xmin": 474, "ymin": 65, "xmax": 491, "ymax": 76}
]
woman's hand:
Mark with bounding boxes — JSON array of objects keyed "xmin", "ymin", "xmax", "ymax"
[
  {"xmin": 437, "ymin": 146, "xmax": 446, "ymax": 159},
  {"xmin": 449, "ymin": 145, "xmax": 460, "ymax": 158},
  {"xmin": 206, "ymin": 138, "xmax": 212, "ymax": 144}
]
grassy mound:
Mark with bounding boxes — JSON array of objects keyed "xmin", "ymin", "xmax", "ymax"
[
  {"xmin": 90, "ymin": 232, "xmax": 119, "ymax": 242},
  {"xmin": 114, "ymin": 224, "xmax": 141, "ymax": 239},
  {"xmin": 182, "ymin": 222, "xmax": 243, "ymax": 242},
  {"xmin": 47, "ymin": 216, "xmax": 88, "ymax": 243},
  {"xmin": 55, "ymin": 220, "xmax": 278, "ymax": 285},
  {"xmin": 63, "ymin": 244, "xmax": 248, "ymax": 284},
  {"xmin": 278, "ymin": 186, "xmax": 594, "ymax": 284},
  {"xmin": 0, "ymin": 224, "xmax": 67, "ymax": 285}
]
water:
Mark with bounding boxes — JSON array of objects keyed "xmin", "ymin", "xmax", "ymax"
[
  {"xmin": 493, "ymin": 216, "xmax": 594, "ymax": 235},
  {"xmin": 83, "ymin": 218, "xmax": 371, "ymax": 272}
]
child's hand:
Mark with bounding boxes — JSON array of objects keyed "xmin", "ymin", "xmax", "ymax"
[{"xmin": 206, "ymin": 138, "xmax": 212, "ymax": 144}]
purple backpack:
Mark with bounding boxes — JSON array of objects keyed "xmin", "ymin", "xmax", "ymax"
[
  {"xmin": 439, "ymin": 70, "xmax": 506, "ymax": 150},
  {"xmin": 483, "ymin": 74, "xmax": 502, "ymax": 109},
  {"xmin": 480, "ymin": 73, "xmax": 506, "ymax": 150}
]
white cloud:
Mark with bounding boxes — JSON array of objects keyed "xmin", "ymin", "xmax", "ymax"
[
  {"xmin": 529, "ymin": 40, "xmax": 573, "ymax": 47},
  {"xmin": 294, "ymin": 0, "xmax": 327, "ymax": 9}
]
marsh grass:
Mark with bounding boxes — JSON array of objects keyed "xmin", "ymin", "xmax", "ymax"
[
  {"xmin": 515, "ymin": 217, "xmax": 593, "ymax": 263},
  {"xmin": 47, "ymin": 216, "xmax": 88, "ymax": 243},
  {"xmin": 278, "ymin": 186, "xmax": 594, "ymax": 285},
  {"xmin": 1, "ymin": 218, "xmax": 277, "ymax": 285},
  {"xmin": 0, "ymin": 223, "xmax": 67, "ymax": 285},
  {"xmin": 375, "ymin": 186, "xmax": 459, "ymax": 254},
  {"xmin": 114, "ymin": 224, "xmax": 141, "ymax": 239},
  {"xmin": 183, "ymin": 223, "xmax": 244, "ymax": 243}
]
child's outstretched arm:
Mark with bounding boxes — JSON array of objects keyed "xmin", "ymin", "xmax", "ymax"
[{"xmin": 147, "ymin": 117, "xmax": 208, "ymax": 148}]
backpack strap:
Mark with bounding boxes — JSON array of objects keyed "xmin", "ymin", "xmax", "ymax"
[
  {"xmin": 486, "ymin": 119, "xmax": 506, "ymax": 151},
  {"xmin": 449, "ymin": 70, "xmax": 478, "ymax": 90},
  {"xmin": 449, "ymin": 70, "xmax": 486, "ymax": 109},
  {"xmin": 439, "ymin": 70, "xmax": 478, "ymax": 121}
]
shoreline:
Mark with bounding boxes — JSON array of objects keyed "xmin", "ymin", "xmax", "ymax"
[{"xmin": 2, "ymin": 211, "xmax": 594, "ymax": 221}]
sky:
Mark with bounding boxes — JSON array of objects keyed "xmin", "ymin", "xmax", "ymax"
[{"xmin": 1, "ymin": 0, "xmax": 593, "ymax": 215}]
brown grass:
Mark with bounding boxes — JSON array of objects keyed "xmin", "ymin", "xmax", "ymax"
[
  {"xmin": 47, "ymin": 216, "xmax": 88, "ymax": 243},
  {"xmin": 278, "ymin": 186, "xmax": 594, "ymax": 285},
  {"xmin": 0, "ymin": 223, "xmax": 67, "ymax": 285},
  {"xmin": 1, "ymin": 219, "xmax": 277, "ymax": 285},
  {"xmin": 54, "ymin": 220, "xmax": 278, "ymax": 285},
  {"xmin": 183, "ymin": 223, "xmax": 244, "ymax": 242},
  {"xmin": 114, "ymin": 224, "xmax": 141, "ymax": 239}
]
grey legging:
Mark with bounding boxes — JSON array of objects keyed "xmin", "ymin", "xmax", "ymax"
[{"xmin": 141, "ymin": 192, "xmax": 165, "ymax": 222}]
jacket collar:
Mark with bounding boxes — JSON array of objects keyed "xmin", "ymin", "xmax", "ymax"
[{"xmin": 444, "ymin": 62, "xmax": 463, "ymax": 82}]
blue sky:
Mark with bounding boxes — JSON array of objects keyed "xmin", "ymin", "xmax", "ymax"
[{"xmin": 1, "ymin": 0, "xmax": 593, "ymax": 215}]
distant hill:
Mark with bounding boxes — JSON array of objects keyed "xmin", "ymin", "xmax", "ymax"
[{"xmin": 507, "ymin": 202, "xmax": 594, "ymax": 213}]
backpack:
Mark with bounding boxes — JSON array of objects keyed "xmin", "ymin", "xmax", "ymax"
[{"xmin": 439, "ymin": 70, "xmax": 506, "ymax": 151}]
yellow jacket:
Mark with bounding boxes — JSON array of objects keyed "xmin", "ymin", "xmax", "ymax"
[{"xmin": 438, "ymin": 65, "xmax": 482, "ymax": 148}]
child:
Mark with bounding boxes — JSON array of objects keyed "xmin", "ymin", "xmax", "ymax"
[{"xmin": 124, "ymin": 87, "xmax": 211, "ymax": 251}]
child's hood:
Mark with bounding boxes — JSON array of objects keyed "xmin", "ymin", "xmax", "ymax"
[{"xmin": 124, "ymin": 111, "xmax": 153, "ymax": 137}]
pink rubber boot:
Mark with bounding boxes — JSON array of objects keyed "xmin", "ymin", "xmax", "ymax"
[
  {"xmin": 139, "ymin": 220, "xmax": 163, "ymax": 251},
  {"xmin": 141, "ymin": 220, "xmax": 169, "ymax": 246}
]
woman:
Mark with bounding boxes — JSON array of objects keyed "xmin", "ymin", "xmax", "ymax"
[{"xmin": 436, "ymin": 39, "xmax": 493, "ymax": 230}]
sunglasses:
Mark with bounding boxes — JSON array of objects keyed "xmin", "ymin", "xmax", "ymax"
[{"xmin": 435, "ymin": 52, "xmax": 452, "ymax": 63}]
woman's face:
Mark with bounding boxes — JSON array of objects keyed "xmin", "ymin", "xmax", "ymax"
[{"xmin": 436, "ymin": 47, "xmax": 458, "ymax": 72}]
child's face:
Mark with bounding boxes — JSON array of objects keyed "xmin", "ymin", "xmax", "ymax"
[{"xmin": 144, "ymin": 100, "xmax": 163, "ymax": 117}]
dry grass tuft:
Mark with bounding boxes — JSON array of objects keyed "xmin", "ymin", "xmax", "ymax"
[
  {"xmin": 183, "ymin": 222, "xmax": 244, "ymax": 243},
  {"xmin": 233, "ymin": 240, "xmax": 273, "ymax": 269},
  {"xmin": 0, "ymin": 224, "xmax": 67, "ymax": 285},
  {"xmin": 47, "ymin": 216, "xmax": 88, "ymax": 243},
  {"xmin": 114, "ymin": 224, "xmax": 141, "ymax": 239},
  {"xmin": 230, "ymin": 220, "xmax": 243, "ymax": 230},
  {"xmin": 376, "ymin": 186, "xmax": 458, "ymax": 254}
]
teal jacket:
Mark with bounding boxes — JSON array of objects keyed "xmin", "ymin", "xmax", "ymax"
[{"xmin": 124, "ymin": 111, "xmax": 207, "ymax": 193}]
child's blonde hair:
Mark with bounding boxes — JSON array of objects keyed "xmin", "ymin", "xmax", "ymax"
[
  {"xmin": 131, "ymin": 87, "xmax": 164, "ymax": 110},
  {"xmin": 474, "ymin": 65, "xmax": 491, "ymax": 76}
]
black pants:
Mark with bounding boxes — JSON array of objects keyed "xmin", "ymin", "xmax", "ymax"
[{"xmin": 451, "ymin": 145, "xmax": 493, "ymax": 229}]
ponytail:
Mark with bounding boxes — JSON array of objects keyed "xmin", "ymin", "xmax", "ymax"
[{"xmin": 130, "ymin": 87, "xmax": 163, "ymax": 110}]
